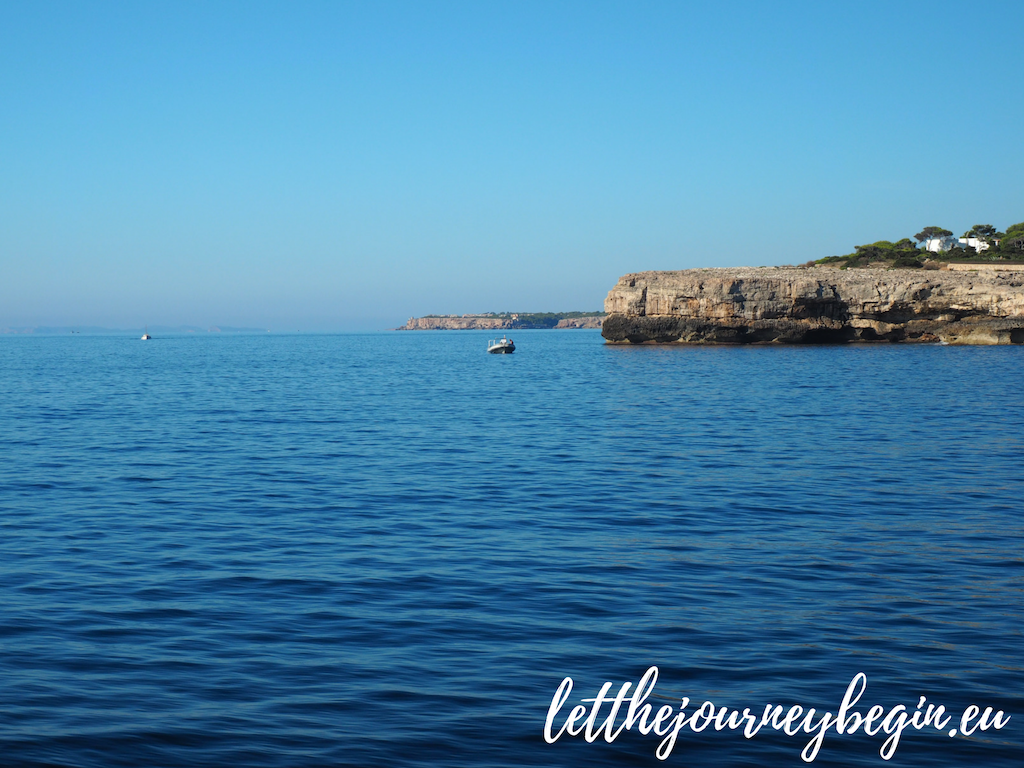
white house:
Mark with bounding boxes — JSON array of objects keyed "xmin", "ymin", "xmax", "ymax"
[
  {"xmin": 959, "ymin": 236, "xmax": 996, "ymax": 252},
  {"xmin": 925, "ymin": 235, "xmax": 998, "ymax": 253},
  {"xmin": 924, "ymin": 235, "xmax": 959, "ymax": 252}
]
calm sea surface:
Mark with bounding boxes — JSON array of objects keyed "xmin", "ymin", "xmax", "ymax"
[{"xmin": 1, "ymin": 331, "xmax": 1021, "ymax": 767}]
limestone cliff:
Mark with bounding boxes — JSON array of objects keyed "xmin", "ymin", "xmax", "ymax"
[
  {"xmin": 602, "ymin": 267, "xmax": 1024, "ymax": 344},
  {"xmin": 399, "ymin": 314, "xmax": 604, "ymax": 330},
  {"xmin": 554, "ymin": 316, "xmax": 604, "ymax": 329},
  {"xmin": 399, "ymin": 316, "xmax": 512, "ymax": 331}
]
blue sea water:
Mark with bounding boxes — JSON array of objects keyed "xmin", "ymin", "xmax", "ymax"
[{"xmin": 0, "ymin": 330, "xmax": 1021, "ymax": 768}]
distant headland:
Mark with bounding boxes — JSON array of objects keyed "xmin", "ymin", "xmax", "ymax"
[{"xmin": 398, "ymin": 312, "xmax": 605, "ymax": 330}]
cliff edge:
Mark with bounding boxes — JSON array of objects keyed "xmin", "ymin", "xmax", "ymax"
[{"xmin": 602, "ymin": 267, "xmax": 1024, "ymax": 344}]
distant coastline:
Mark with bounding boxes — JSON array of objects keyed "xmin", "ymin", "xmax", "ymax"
[
  {"xmin": 397, "ymin": 312, "xmax": 605, "ymax": 330},
  {"xmin": 1, "ymin": 325, "xmax": 270, "ymax": 335}
]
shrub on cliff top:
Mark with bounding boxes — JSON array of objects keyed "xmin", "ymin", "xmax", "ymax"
[{"xmin": 813, "ymin": 219, "xmax": 1024, "ymax": 267}]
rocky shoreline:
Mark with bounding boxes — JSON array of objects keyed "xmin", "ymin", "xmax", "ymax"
[
  {"xmin": 602, "ymin": 267, "xmax": 1024, "ymax": 345},
  {"xmin": 399, "ymin": 314, "xmax": 604, "ymax": 330}
]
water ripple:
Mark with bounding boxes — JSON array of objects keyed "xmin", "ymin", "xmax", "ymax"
[{"xmin": 0, "ymin": 333, "xmax": 1021, "ymax": 766}]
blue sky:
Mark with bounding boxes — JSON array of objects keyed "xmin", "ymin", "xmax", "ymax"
[{"xmin": 2, "ymin": 1, "xmax": 1022, "ymax": 330}]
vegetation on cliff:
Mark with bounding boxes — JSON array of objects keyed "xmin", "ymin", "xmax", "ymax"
[{"xmin": 814, "ymin": 220, "xmax": 1024, "ymax": 269}]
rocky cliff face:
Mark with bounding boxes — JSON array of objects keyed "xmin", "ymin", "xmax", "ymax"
[
  {"xmin": 554, "ymin": 316, "xmax": 603, "ymax": 329},
  {"xmin": 602, "ymin": 267, "xmax": 1024, "ymax": 344},
  {"xmin": 399, "ymin": 316, "xmax": 512, "ymax": 330},
  {"xmin": 399, "ymin": 315, "xmax": 604, "ymax": 330}
]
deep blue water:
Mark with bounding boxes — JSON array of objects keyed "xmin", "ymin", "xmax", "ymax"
[{"xmin": 1, "ymin": 331, "xmax": 1021, "ymax": 767}]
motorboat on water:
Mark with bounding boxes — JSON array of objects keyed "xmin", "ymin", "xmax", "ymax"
[
  {"xmin": 141, "ymin": 327, "xmax": 151, "ymax": 340},
  {"xmin": 487, "ymin": 336, "xmax": 515, "ymax": 353}
]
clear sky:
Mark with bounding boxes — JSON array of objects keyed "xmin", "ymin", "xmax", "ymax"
[{"xmin": 2, "ymin": 1, "xmax": 1022, "ymax": 331}]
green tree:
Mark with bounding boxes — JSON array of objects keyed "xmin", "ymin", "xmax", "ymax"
[
  {"xmin": 891, "ymin": 255, "xmax": 923, "ymax": 268},
  {"xmin": 964, "ymin": 224, "xmax": 999, "ymax": 242},
  {"xmin": 854, "ymin": 244, "xmax": 888, "ymax": 260},
  {"xmin": 1003, "ymin": 221, "xmax": 1024, "ymax": 240},
  {"xmin": 914, "ymin": 226, "xmax": 952, "ymax": 242},
  {"xmin": 1005, "ymin": 237, "xmax": 1024, "ymax": 252},
  {"xmin": 1002, "ymin": 227, "xmax": 1024, "ymax": 253}
]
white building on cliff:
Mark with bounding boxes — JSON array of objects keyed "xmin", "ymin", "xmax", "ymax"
[
  {"xmin": 924, "ymin": 235, "xmax": 997, "ymax": 253},
  {"xmin": 959, "ymin": 236, "xmax": 995, "ymax": 252},
  {"xmin": 924, "ymin": 235, "xmax": 959, "ymax": 252}
]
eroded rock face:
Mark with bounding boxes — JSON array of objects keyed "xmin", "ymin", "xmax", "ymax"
[
  {"xmin": 554, "ymin": 316, "xmax": 603, "ymax": 329},
  {"xmin": 602, "ymin": 268, "xmax": 1024, "ymax": 344},
  {"xmin": 399, "ymin": 315, "xmax": 605, "ymax": 330},
  {"xmin": 399, "ymin": 316, "xmax": 511, "ymax": 330}
]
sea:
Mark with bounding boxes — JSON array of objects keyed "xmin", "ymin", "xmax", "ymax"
[{"xmin": 1, "ymin": 330, "xmax": 1021, "ymax": 768}]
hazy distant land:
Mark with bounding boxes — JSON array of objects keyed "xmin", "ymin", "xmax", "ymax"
[
  {"xmin": 397, "ymin": 311, "xmax": 605, "ymax": 330},
  {"xmin": 1, "ymin": 325, "xmax": 271, "ymax": 335}
]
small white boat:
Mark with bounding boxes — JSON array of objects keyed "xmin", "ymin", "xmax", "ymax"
[
  {"xmin": 141, "ymin": 327, "xmax": 151, "ymax": 340},
  {"xmin": 487, "ymin": 336, "xmax": 515, "ymax": 353}
]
